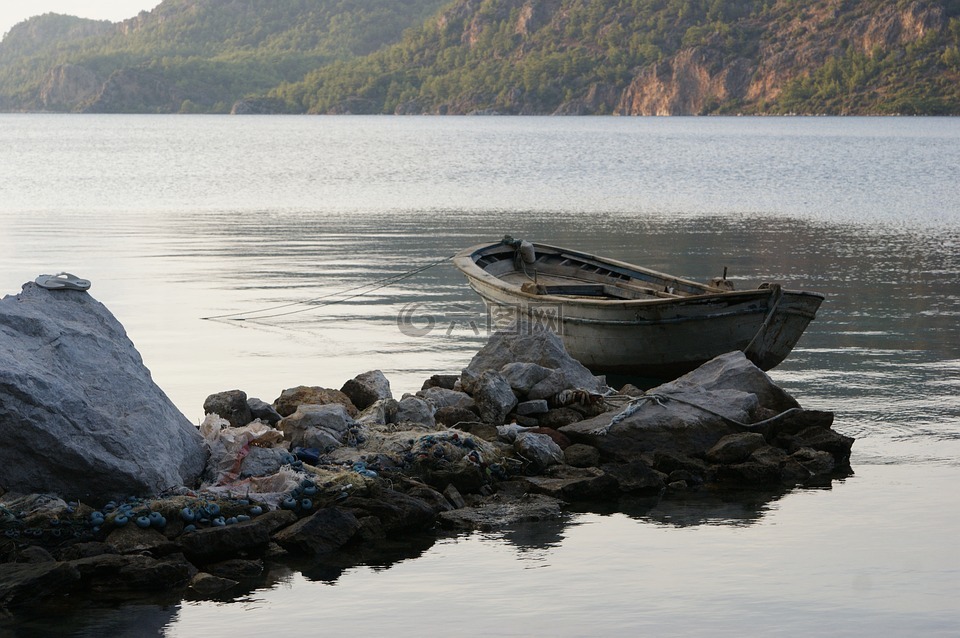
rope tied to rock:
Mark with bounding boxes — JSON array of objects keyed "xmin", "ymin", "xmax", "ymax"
[{"xmin": 591, "ymin": 392, "xmax": 805, "ymax": 436}]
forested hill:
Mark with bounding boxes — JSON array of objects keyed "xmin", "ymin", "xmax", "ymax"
[
  {"xmin": 0, "ymin": 0, "xmax": 449, "ymax": 113},
  {"xmin": 2, "ymin": 0, "xmax": 959, "ymax": 115}
]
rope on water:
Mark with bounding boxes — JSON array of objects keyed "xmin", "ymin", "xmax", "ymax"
[
  {"xmin": 201, "ymin": 253, "xmax": 456, "ymax": 322},
  {"xmin": 591, "ymin": 392, "xmax": 804, "ymax": 436}
]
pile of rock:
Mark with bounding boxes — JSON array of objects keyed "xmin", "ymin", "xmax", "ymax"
[{"xmin": 0, "ymin": 282, "xmax": 855, "ymax": 608}]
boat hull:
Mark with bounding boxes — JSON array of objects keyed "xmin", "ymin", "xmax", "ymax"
[{"xmin": 454, "ymin": 241, "xmax": 824, "ymax": 379}]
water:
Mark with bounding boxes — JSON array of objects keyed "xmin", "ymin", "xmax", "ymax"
[{"xmin": 1, "ymin": 115, "xmax": 958, "ymax": 636}]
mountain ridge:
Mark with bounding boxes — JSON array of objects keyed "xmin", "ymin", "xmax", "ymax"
[{"xmin": 1, "ymin": 0, "xmax": 958, "ymax": 115}]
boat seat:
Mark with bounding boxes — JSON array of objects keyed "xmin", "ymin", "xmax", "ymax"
[{"xmin": 521, "ymin": 282, "xmax": 665, "ymax": 300}]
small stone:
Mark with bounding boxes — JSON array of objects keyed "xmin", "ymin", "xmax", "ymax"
[
  {"xmin": 205, "ymin": 558, "xmax": 263, "ymax": 581},
  {"xmin": 247, "ymin": 398, "xmax": 282, "ymax": 425},
  {"xmin": 189, "ymin": 572, "xmax": 239, "ymax": 597},
  {"xmin": 473, "ymin": 370, "xmax": 517, "ymax": 425},
  {"xmin": 435, "ymin": 405, "xmax": 479, "ymax": 427},
  {"xmin": 443, "ymin": 484, "xmax": 466, "ymax": 509},
  {"xmin": 203, "ymin": 390, "xmax": 253, "ymax": 428},
  {"xmin": 516, "ymin": 399, "xmax": 549, "ymax": 416},
  {"xmin": 273, "ymin": 386, "xmax": 358, "ymax": 417},
  {"xmin": 421, "ymin": 374, "xmax": 459, "ymax": 390},
  {"xmin": 538, "ymin": 407, "xmax": 583, "ymax": 428},
  {"xmin": 706, "ymin": 432, "xmax": 767, "ymax": 464},
  {"xmin": 499, "ymin": 362, "xmax": 553, "ymax": 396},
  {"xmin": 395, "ymin": 396, "xmax": 436, "ymax": 427},
  {"xmin": 417, "ymin": 387, "xmax": 474, "ymax": 410},
  {"xmin": 564, "ymin": 443, "xmax": 600, "ymax": 468},
  {"xmin": 340, "ymin": 370, "xmax": 392, "ymax": 411}
]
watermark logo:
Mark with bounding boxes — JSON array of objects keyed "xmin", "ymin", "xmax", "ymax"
[{"xmin": 397, "ymin": 301, "xmax": 563, "ymax": 337}]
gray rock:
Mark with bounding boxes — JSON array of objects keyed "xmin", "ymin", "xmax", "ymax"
[
  {"xmin": 238, "ymin": 445, "xmax": 289, "ymax": 478},
  {"xmin": 18, "ymin": 545, "xmax": 56, "ymax": 563},
  {"xmin": 562, "ymin": 390, "xmax": 747, "ymax": 461},
  {"xmin": 651, "ymin": 451, "xmax": 708, "ymax": 477},
  {"xmin": 716, "ymin": 460, "xmax": 782, "ymax": 484},
  {"xmin": 203, "ymin": 390, "xmax": 253, "ymax": 428},
  {"xmin": 498, "ymin": 362, "xmax": 553, "ymax": 396},
  {"xmin": 538, "ymin": 407, "xmax": 583, "ymax": 428},
  {"xmin": 516, "ymin": 399, "xmax": 549, "ymax": 416},
  {"xmin": 340, "ymin": 370, "xmax": 392, "ymax": 411},
  {"xmin": 451, "ymin": 421, "xmax": 499, "ymax": 441},
  {"xmin": 790, "ymin": 447, "xmax": 837, "ymax": 476},
  {"xmin": 654, "ymin": 351, "xmax": 800, "ymax": 413},
  {"xmin": 189, "ymin": 572, "xmax": 239, "ymax": 597},
  {"xmin": 247, "ymin": 397, "xmax": 282, "ymax": 425},
  {"xmin": 179, "ymin": 510, "xmax": 297, "ymax": 562},
  {"xmin": 460, "ymin": 329, "xmax": 607, "ymax": 395},
  {"xmin": 273, "ymin": 507, "xmax": 361, "ymax": 555},
  {"xmin": 435, "ymin": 405, "xmax": 479, "ymax": 427},
  {"xmin": 0, "ymin": 282, "xmax": 207, "ymax": 500},
  {"xmin": 417, "ymin": 386, "xmax": 474, "ymax": 410},
  {"xmin": 356, "ymin": 398, "xmax": 399, "ymax": 426},
  {"xmin": 564, "ymin": 443, "xmax": 600, "ymax": 468},
  {"xmin": 0, "ymin": 562, "xmax": 80, "ymax": 608},
  {"xmin": 443, "ymin": 484, "xmax": 466, "ymax": 509},
  {"xmin": 561, "ymin": 353, "xmax": 804, "ymax": 462},
  {"xmin": 705, "ymin": 432, "xmax": 767, "ymax": 464},
  {"xmin": 527, "ymin": 369, "xmax": 573, "ymax": 401},
  {"xmin": 420, "ymin": 374, "xmax": 459, "ymax": 390},
  {"xmin": 514, "ymin": 432, "xmax": 564, "ymax": 470},
  {"xmin": 273, "ymin": 385, "xmax": 358, "ymax": 417},
  {"xmin": 789, "ymin": 427, "xmax": 855, "ymax": 462},
  {"xmin": 279, "ymin": 403, "xmax": 355, "ymax": 451},
  {"xmin": 602, "ymin": 461, "xmax": 666, "ymax": 493},
  {"xmin": 618, "ymin": 383, "xmax": 646, "ymax": 397},
  {"xmin": 340, "ymin": 489, "xmax": 437, "ymax": 533},
  {"xmin": 749, "ymin": 445, "xmax": 788, "ymax": 467},
  {"xmin": 105, "ymin": 525, "xmax": 178, "ymax": 556},
  {"xmin": 395, "ymin": 396, "xmax": 436, "ymax": 427},
  {"xmin": 205, "ymin": 558, "xmax": 263, "ymax": 580},
  {"xmin": 520, "ymin": 466, "xmax": 617, "ymax": 499},
  {"xmin": 437, "ymin": 493, "xmax": 564, "ymax": 531},
  {"xmin": 69, "ymin": 553, "xmax": 194, "ymax": 593},
  {"xmin": 473, "ymin": 370, "xmax": 518, "ymax": 425},
  {"xmin": 56, "ymin": 542, "xmax": 117, "ymax": 561}
]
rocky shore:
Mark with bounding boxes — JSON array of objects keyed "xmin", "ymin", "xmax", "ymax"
[{"xmin": 0, "ymin": 282, "xmax": 854, "ymax": 609}]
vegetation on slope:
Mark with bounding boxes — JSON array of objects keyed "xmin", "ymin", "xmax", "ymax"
[{"xmin": 1, "ymin": 0, "xmax": 958, "ymax": 114}]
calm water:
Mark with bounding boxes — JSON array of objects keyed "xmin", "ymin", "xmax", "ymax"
[{"xmin": 1, "ymin": 115, "xmax": 958, "ymax": 636}]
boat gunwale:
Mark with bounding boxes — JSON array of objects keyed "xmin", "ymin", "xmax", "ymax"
[{"xmin": 452, "ymin": 242, "xmax": 826, "ymax": 309}]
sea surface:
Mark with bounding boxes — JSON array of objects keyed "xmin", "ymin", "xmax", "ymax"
[{"xmin": 1, "ymin": 115, "xmax": 958, "ymax": 636}]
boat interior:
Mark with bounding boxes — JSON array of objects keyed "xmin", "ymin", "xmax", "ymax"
[{"xmin": 474, "ymin": 245, "xmax": 719, "ymax": 301}]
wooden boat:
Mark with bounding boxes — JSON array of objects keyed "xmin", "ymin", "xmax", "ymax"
[{"xmin": 452, "ymin": 238, "xmax": 824, "ymax": 379}]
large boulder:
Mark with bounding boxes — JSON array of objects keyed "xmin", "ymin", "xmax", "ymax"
[
  {"xmin": 0, "ymin": 283, "xmax": 207, "ymax": 501},
  {"xmin": 561, "ymin": 352, "xmax": 802, "ymax": 462},
  {"xmin": 460, "ymin": 329, "xmax": 607, "ymax": 396}
]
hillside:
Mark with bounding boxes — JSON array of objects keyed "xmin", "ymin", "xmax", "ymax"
[
  {"xmin": 1, "ymin": 0, "xmax": 959, "ymax": 114},
  {"xmin": 280, "ymin": 0, "xmax": 960, "ymax": 115},
  {"xmin": 0, "ymin": 0, "xmax": 448, "ymax": 113}
]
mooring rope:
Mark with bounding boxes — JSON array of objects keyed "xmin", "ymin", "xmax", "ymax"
[
  {"xmin": 591, "ymin": 392, "xmax": 804, "ymax": 436},
  {"xmin": 201, "ymin": 253, "xmax": 456, "ymax": 322}
]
